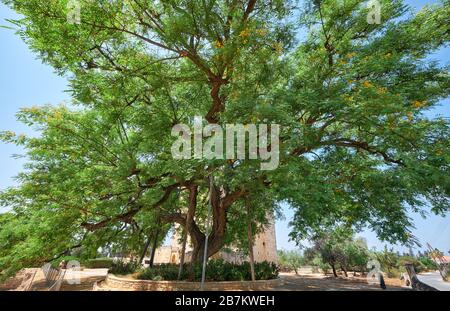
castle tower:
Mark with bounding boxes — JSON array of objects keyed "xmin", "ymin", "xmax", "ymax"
[{"xmin": 252, "ymin": 214, "xmax": 278, "ymax": 263}]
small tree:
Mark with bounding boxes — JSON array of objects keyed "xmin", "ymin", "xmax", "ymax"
[
  {"xmin": 374, "ymin": 246, "xmax": 401, "ymax": 278},
  {"xmin": 308, "ymin": 229, "xmax": 351, "ymax": 277},
  {"xmin": 278, "ymin": 250, "xmax": 304, "ymax": 274},
  {"xmin": 344, "ymin": 238, "xmax": 370, "ymax": 275},
  {"xmin": 306, "ymin": 228, "xmax": 370, "ymax": 277}
]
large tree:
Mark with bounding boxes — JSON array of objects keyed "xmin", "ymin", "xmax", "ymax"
[{"xmin": 0, "ymin": 0, "xmax": 449, "ymax": 279}]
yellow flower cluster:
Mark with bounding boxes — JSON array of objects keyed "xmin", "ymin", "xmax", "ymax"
[
  {"xmin": 53, "ymin": 111, "xmax": 63, "ymax": 119},
  {"xmin": 30, "ymin": 106, "xmax": 40, "ymax": 113},
  {"xmin": 362, "ymin": 81, "xmax": 373, "ymax": 88},
  {"xmin": 377, "ymin": 87, "xmax": 388, "ymax": 94},
  {"xmin": 214, "ymin": 40, "xmax": 224, "ymax": 49},
  {"xmin": 46, "ymin": 110, "xmax": 63, "ymax": 123},
  {"xmin": 343, "ymin": 94, "xmax": 354, "ymax": 102},
  {"xmin": 239, "ymin": 28, "xmax": 250, "ymax": 39},
  {"xmin": 256, "ymin": 28, "xmax": 268, "ymax": 36},
  {"xmin": 412, "ymin": 100, "xmax": 425, "ymax": 108}
]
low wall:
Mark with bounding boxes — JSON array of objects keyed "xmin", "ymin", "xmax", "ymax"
[{"xmin": 102, "ymin": 274, "xmax": 283, "ymax": 291}]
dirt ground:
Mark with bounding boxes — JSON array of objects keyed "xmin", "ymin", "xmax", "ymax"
[{"xmin": 274, "ymin": 272, "xmax": 409, "ymax": 291}]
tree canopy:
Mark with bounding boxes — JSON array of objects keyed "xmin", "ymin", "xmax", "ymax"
[{"xmin": 0, "ymin": 0, "xmax": 449, "ymax": 279}]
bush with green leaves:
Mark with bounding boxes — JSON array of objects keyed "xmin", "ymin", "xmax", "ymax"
[
  {"xmin": 311, "ymin": 256, "xmax": 331, "ymax": 275},
  {"xmin": 109, "ymin": 260, "xmax": 140, "ymax": 275},
  {"xmin": 373, "ymin": 247, "xmax": 401, "ymax": 277},
  {"xmin": 254, "ymin": 261, "xmax": 279, "ymax": 280},
  {"xmin": 137, "ymin": 260, "xmax": 278, "ymax": 281},
  {"xmin": 278, "ymin": 250, "xmax": 305, "ymax": 274},
  {"xmin": 83, "ymin": 258, "xmax": 114, "ymax": 269},
  {"xmin": 417, "ymin": 256, "xmax": 438, "ymax": 271},
  {"xmin": 138, "ymin": 263, "xmax": 180, "ymax": 281},
  {"xmin": 305, "ymin": 228, "xmax": 370, "ymax": 277}
]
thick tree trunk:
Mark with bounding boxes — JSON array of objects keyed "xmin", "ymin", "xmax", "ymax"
[
  {"xmin": 162, "ymin": 182, "xmax": 246, "ymax": 267},
  {"xmin": 178, "ymin": 185, "xmax": 198, "ymax": 279},
  {"xmin": 188, "ymin": 182, "xmax": 227, "ymax": 263},
  {"xmin": 341, "ymin": 265, "xmax": 348, "ymax": 277},
  {"xmin": 149, "ymin": 227, "xmax": 160, "ymax": 267},
  {"xmin": 178, "ymin": 229, "xmax": 188, "ymax": 279},
  {"xmin": 331, "ymin": 264, "xmax": 338, "ymax": 277},
  {"xmin": 189, "ymin": 232, "xmax": 225, "ymax": 264},
  {"xmin": 139, "ymin": 234, "xmax": 152, "ymax": 265}
]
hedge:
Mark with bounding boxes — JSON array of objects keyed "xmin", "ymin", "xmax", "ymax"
[
  {"xmin": 137, "ymin": 260, "xmax": 279, "ymax": 281},
  {"xmin": 83, "ymin": 257, "xmax": 114, "ymax": 268}
]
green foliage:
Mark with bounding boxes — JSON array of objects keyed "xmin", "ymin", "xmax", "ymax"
[
  {"xmin": 311, "ymin": 256, "xmax": 331, "ymax": 275},
  {"xmin": 109, "ymin": 260, "xmax": 140, "ymax": 275},
  {"xmin": 278, "ymin": 250, "xmax": 305, "ymax": 274},
  {"xmin": 372, "ymin": 247, "xmax": 440, "ymax": 278},
  {"xmin": 345, "ymin": 237, "xmax": 370, "ymax": 272},
  {"xmin": 305, "ymin": 227, "xmax": 370, "ymax": 276},
  {"xmin": 137, "ymin": 260, "xmax": 279, "ymax": 281},
  {"xmin": 83, "ymin": 257, "xmax": 114, "ymax": 269},
  {"xmin": 306, "ymin": 230, "xmax": 440, "ymax": 278},
  {"xmin": 254, "ymin": 261, "xmax": 279, "ymax": 280},
  {"xmin": 417, "ymin": 256, "xmax": 438, "ymax": 271},
  {"xmin": 138, "ymin": 264, "xmax": 180, "ymax": 281},
  {"xmin": 398, "ymin": 256, "xmax": 427, "ymax": 274}
]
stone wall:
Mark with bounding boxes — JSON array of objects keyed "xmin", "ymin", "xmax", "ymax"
[{"xmin": 99, "ymin": 274, "xmax": 283, "ymax": 291}]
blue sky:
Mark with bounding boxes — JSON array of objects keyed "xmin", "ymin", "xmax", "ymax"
[{"xmin": 0, "ymin": 1, "xmax": 448, "ymax": 254}]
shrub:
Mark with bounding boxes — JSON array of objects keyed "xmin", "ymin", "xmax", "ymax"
[
  {"xmin": 109, "ymin": 260, "xmax": 140, "ymax": 275},
  {"xmin": 136, "ymin": 260, "xmax": 279, "ymax": 281},
  {"xmin": 386, "ymin": 268, "xmax": 400, "ymax": 278},
  {"xmin": 312, "ymin": 256, "xmax": 331, "ymax": 275},
  {"xmin": 418, "ymin": 257, "xmax": 437, "ymax": 271},
  {"xmin": 278, "ymin": 250, "xmax": 304, "ymax": 274},
  {"xmin": 137, "ymin": 263, "xmax": 180, "ymax": 281},
  {"xmin": 255, "ymin": 261, "xmax": 279, "ymax": 280},
  {"xmin": 84, "ymin": 257, "xmax": 114, "ymax": 268}
]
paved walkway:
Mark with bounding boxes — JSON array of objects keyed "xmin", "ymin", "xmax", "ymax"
[
  {"xmin": 60, "ymin": 269, "xmax": 108, "ymax": 291},
  {"xmin": 417, "ymin": 271, "xmax": 450, "ymax": 291}
]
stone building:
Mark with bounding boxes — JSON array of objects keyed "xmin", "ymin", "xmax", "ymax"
[
  {"xmin": 143, "ymin": 214, "xmax": 278, "ymax": 265},
  {"xmin": 251, "ymin": 214, "xmax": 278, "ymax": 263}
]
